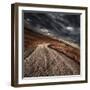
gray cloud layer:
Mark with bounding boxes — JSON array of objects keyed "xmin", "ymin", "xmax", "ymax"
[{"xmin": 24, "ymin": 12, "xmax": 80, "ymax": 45}]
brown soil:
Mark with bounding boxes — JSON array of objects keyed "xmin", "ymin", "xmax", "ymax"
[{"xmin": 24, "ymin": 27, "xmax": 80, "ymax": 77}]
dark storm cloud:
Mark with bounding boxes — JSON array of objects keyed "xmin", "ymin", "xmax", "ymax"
[{"xmin": 24, "ymin": 11, "xmax": 80, "ymax": 45}]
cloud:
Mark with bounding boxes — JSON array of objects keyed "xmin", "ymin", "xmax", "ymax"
[{"xmin": 66, "ymin": 26, "xmax": 74, "ymax": 31}]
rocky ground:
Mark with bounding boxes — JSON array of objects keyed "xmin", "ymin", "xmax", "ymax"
[
  {"xmin": 24, "ymin": 43, "xmax": 80, "ymax": 77},
  {"xmin": 24, "ymin": 27, "xmax": 80, "ymax": 77}
]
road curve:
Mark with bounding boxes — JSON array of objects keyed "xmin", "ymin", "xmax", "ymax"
[{"xmin": 24, "ymin": 43, "xmax": 80, "ymax": 77}]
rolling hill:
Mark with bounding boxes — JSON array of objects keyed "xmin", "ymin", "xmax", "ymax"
[{"xmin": 24, "ymin": 25, "xmax": 80, "ymax": 77}]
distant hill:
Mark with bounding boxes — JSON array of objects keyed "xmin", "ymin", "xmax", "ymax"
[{"xmin": 24, "ymin": 26, "xmax": 80, "ymax": 63}]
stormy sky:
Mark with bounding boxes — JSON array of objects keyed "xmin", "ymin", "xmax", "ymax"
[{"xmin": 24, "ymin": 11, "xmax": 80, "ymax": 45}]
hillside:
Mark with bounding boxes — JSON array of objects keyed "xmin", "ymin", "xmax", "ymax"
[
  {"xmin": 24, "ymin": 27, "xmax": 80, "ymax": 63},
  {"xmin": 24, "ymin": 27, "xmax": 80, "ymax": 77}
]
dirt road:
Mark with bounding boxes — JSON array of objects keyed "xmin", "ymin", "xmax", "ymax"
[{"xmin": 24, "ymin": 43, "xmax": 80, "ymax": 77}]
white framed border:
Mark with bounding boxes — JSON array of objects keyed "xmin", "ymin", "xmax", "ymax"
[{"xmin": 17, "ymin": 5, "xmax": 86, "ymax": 84}]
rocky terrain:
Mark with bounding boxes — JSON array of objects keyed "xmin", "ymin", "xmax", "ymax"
[
  {"xmin": 24, "ymin": 12, "xmax": 80, "ymax": 77},
  {"xmin": 24, "ymin": 27, "xmax": 80, "ymax": 77}
]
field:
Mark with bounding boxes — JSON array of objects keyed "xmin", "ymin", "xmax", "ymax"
[{"xmin": 24, "ymin": 26, "xmax": 80, "ymax": 77}]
